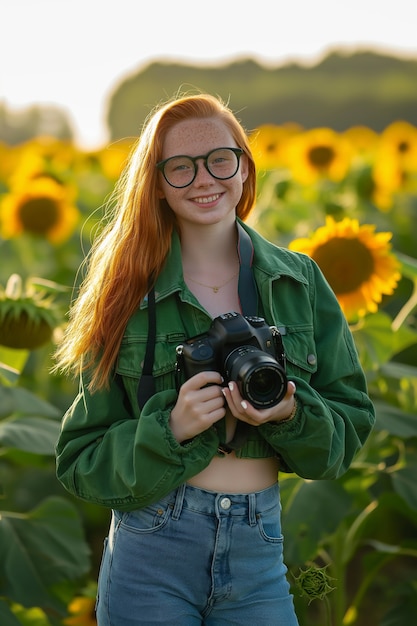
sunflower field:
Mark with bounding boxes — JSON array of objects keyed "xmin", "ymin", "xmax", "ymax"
[{"xmin": 0, "ymin": 120, "xmax": 417, "ymax": 626}]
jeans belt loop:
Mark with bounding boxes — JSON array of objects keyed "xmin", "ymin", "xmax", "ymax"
[
  {"xmin": 172, "ymin": 483, "xmax": 186, "ymax": 520},
  {"xmin": 248, "ymin": 492, "xmax": 257, "ymax": 526}
]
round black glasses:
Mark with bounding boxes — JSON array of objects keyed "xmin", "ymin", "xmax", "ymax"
[{"xmin": 156, "ymin": 147, "xmax": 244, "ymax": 188}]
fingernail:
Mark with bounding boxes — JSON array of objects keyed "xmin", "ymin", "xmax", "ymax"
[
  {"xmin": 228, "ymin": 382, "xmax": 234, "ymax": 392},
  {"xmin": 289, "ymin": 381, "xmax": 296, "ymax": 392},
  {"xmin": 241, "ymin": 401, "xmax": 248, "ymax": 410}
]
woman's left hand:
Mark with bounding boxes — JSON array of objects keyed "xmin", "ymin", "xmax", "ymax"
[{"xmin": 222, "ymin": 380, "xmax": 297, "ymax": 425}]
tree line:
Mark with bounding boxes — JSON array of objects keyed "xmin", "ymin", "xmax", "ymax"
[
  {"xmin": 106, "ymin": 49, "xmax": 417, "ymax": 139},
  {"xmin": 2, "ymin": 49, "xmax": 416, "ymax": 145}
]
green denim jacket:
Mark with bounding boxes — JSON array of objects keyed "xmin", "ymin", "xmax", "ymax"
[{"xmin": 56, "ymin": 221, "xmax": 375, "ymax": 511}]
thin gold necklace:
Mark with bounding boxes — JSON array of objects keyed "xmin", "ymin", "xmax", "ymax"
[{"xmin": 185, "ymin": 269, "xmax": 239, "ymax": 293}]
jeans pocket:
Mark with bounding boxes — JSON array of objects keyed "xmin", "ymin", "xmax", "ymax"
[
  {"xmin": 118, "ymin": 502, "xmax": 172, "ymax": 535},
  {"xmin": 256, "ymin": 507, "xmax": 284, "ymax": 544}
]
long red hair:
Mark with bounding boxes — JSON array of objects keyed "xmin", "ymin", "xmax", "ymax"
[{"xmin": 55, "ymin": 93, "xmax": 257, "ymax": 390}]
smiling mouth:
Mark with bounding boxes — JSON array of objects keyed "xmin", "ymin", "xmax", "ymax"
[{"xmin": 193, "ymin": 194, "xmax": 222, "ymax": 204}]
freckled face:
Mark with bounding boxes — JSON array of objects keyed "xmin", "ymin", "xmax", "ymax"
[{"xmin": 158, "ymin": 118, "xmax": 248, "ymax": 228}]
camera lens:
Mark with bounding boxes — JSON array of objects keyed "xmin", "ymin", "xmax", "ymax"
[
  {"xmin": 225, "ymin": 346, "xmax": 287, "ymax": 409},
  {"xmin": 248, "ymin": 367, "xmax": 279, "ymax": 400}
]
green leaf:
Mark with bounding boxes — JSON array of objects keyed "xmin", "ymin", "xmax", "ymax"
[
  {"xmin": 0, "ymin": 386, "xmax": 15, "ymax": 418},
  {"xmin": 0, "ymin": 416, "xmax": 61, "ymax": 455},
  {"xmin": 379, "ymin": 360, "xmax": 417, "ymax": 380},
  {"xmin": 11, "ymin": 604, "xmax": 53, "ymax": 626},
  {"xmin": 0, "ymin": 386, "xmax": 61, "ymax": 419},
  {"xmin": 0, "ymin": 362, "xmax": 20, "ymax": 387},
  {"xmin": 28, "ymin": 277, "xmax": 70, "ymax": 294},
  {"xmin": 366, "ymin": 539, "xmax": 417, "ymax": 557},
  {"xmin": 0, "ymin": 348, "xmax": 29, "ymax": 378},
  {"xmin": 352, "ymin": 312, "xmax": 417, "ymax": 370},
  {"xmin": 373, "ymin": 401, "xmax": 417, "ymax": 437},
  {"xmin": 0, "ymin": 601, "xmax": 22, "ymax": 626},
  {"xmin": 396, "ymin": 251, "xmax": 417, "ymax": 281},
  {"xmin": 281, "ymin": 479, "xmax": 353, "ymax": 564},
  {"xmin": 381, "ymin": 588, "xmax": 417, "ymax": 626},
  {"xmin": 0, "ymin": 497, "xmax": 91, "ymax": 611},
  {"xmin": 391, "ymin": 465, "xmax": 417, "ymax": 511}
]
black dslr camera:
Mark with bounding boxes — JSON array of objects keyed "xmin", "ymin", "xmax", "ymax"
[{"xmin": 175, "ymin": 311, "xmax": 287, "ymax": 409}]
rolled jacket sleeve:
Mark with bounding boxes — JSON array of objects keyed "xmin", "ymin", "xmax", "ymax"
[{"xmin": 56, "ymin": 377, "xmax": 219, "ymax": 511}]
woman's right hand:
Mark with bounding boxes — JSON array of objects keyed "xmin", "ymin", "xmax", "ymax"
[{"xmin": 169, "ymin": 372, "xmax": 226, "ymax": 443}]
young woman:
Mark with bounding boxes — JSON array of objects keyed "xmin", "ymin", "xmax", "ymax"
[{"xmin": 55, "ymin": 93, "xmax": 375, "ymax": 625}]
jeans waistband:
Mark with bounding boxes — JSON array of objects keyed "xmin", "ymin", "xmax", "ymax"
[{"xmin": 160, "ymin": 482, "xmax": 280, "ymax": 525}]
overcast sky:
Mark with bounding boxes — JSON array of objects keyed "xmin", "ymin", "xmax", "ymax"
[{"xmin": 2, "ymin": 0, "xmax": 416, "ymax": 146}]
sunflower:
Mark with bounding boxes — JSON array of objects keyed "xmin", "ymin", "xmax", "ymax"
[
  {"xmin": 20, "ymin": 135, "xmax": 78, "ymax": 173},
  {"xmin": 0, "ymin": 141, "xmax": 22, "ymax": 189},
  {"xmin": 8, "ymin": 140, "xmax": 51, "ymax": 187},
  {"xmin": 8, "ymin": 137, "xmax": 79, "ymax": 198},
  {"xmin": 249, "ymin": 123, "xmax": 302, "ymax": 171},
  {"xmin": 371, "ymin": 152, "xmax": 404, "ymax": 209},
  {"xmin": 372, "ymin": 121, "xmax": 417, "ymax": 198},
  {"xmin": 63, "ymin": 596, "xmax": 96, "ymax": 626},
  {"xmin": 294, "ymin": 564, "xmax": 336, "ymax": 603},
  {"xmin": 378, "ymin": 120, "xmax": 417, "ymax": 172},
  {"xmin": 289, "ymin": 216, "xmax": 401, "ymax": 320},
  {"xmin": 354, "ymin": 164, "xmax": 395, "ymax": 212},
  {"xmin": 97, "ymin": 139, "xmax": 133, "ymax": 180},
  {"xmin": 286, "ymin": 128, "xmax": 353, "ymax": 185},
  {"xmin": 0, "ymin": 274, "xmax": 63, "ymax": 350},
  {"xmin": 0, "ymin": 176, "xmax": 79, "ymax": 243},
  {"xmin": 343, "ymin": 125, "xmax": 379, "ymax": 161}
]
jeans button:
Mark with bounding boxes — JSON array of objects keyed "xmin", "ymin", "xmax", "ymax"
[{"xmin": 220, "ymin": 497, "xmax": 231, "ymax": 510}]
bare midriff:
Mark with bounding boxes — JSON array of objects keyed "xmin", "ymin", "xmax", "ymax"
[
  {"xmin": 186, "ymin": 454, "xmax": 279, "ymax": 493},
  {"xmin": 187, "ymin": 409, "xmax": 279, "ymax": 493}
]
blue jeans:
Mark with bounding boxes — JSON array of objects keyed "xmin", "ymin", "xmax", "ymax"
[{"xmin": 96, "ymin": 482, "xmax": 299, "ymax": 625}]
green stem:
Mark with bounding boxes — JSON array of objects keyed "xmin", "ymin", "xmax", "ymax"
[
  {"xmin": 0, "ymin": 510, "xmax": 28, "ymax": 520},
  {"xmin": 330, "ymin": 525, "xmax": 348, "ymax": 626},
  {"xmin": 11, "ymin": 236, "xmax": 38, "ymax": 278},
  {"xmin": 324, "ymin": 595, "xmax": 332, "ymax": 626},
  {"xmin": 344, "ymin": 546, "xmax": 417, "ymax": 624},
  {"xmin": 392, "ymin": 281, "xmax": 417, "ymax": 331}
]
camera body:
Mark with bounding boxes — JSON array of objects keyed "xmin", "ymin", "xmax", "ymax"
[{"xmin": 176, "ymin": 311, "xmax": 287, "ymax": 409}]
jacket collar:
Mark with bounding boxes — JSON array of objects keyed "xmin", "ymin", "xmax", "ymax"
[
  {"xmin": 141, "ymin": 219, "xmax": 308, "ymax": 308},
  {"xmin": 237, "ymin": 219, "xmax": 308, "ymax": 284}
]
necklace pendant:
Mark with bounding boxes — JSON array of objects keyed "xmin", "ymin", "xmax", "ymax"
[{"xmin": 213, "ymin": 286, "xmax": 219, "ymax": 293}]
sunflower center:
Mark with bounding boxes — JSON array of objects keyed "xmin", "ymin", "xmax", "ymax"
[
  {"xmin": 398, "ymin": 140, "xmax": 410, "ymax": 154},
  {"xmin": 19, "ymin": 196, "xmax": 59, "ymax": 234},
  {"xmin": 308, "ymin": 145, "xmax": 335, "ymax": 168},
  {"xmin": 313, "ymin": 237, "xmax": 375, "ymax": 294},
  {"xmin": 266, "ymin": 142, "xmax": 278, "ymax": 153}
]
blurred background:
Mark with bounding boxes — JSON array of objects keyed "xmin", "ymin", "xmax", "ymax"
[
  {"xmin": 1, "ymin": 2, "xmax": 417, "ymax": 625},
  {"xmin": 2, "ymin": 0, "xmax": 417, "ymax": 148}
]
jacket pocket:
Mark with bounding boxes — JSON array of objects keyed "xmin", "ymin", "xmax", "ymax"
[
  {"xmin": 281, "ymin": 323, "xmax": 317, "ymax": 382},
  {"xmin": 116, "ymin": 331, "xmax": 186, "ymax": 392}
]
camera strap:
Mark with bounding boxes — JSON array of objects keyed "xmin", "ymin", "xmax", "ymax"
[
  {"xmin": 236, "ymin": 222, "xmax": 258, "ymax": 317},
  {"xmin": 137, "ymin": 284, "xmax": 156, "ymax": 410},
  {"xmin": 137, "ymin": 222, "xmax": 258, "ymax": 410},
  {"xmin": 215, "ymin": 222, "xmax": 259, "ymax": 454}
]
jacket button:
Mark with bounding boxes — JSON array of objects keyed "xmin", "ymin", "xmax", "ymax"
[{"xmin": 307, "ymin": 353, "xmax": 317, "ymax": 365}]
